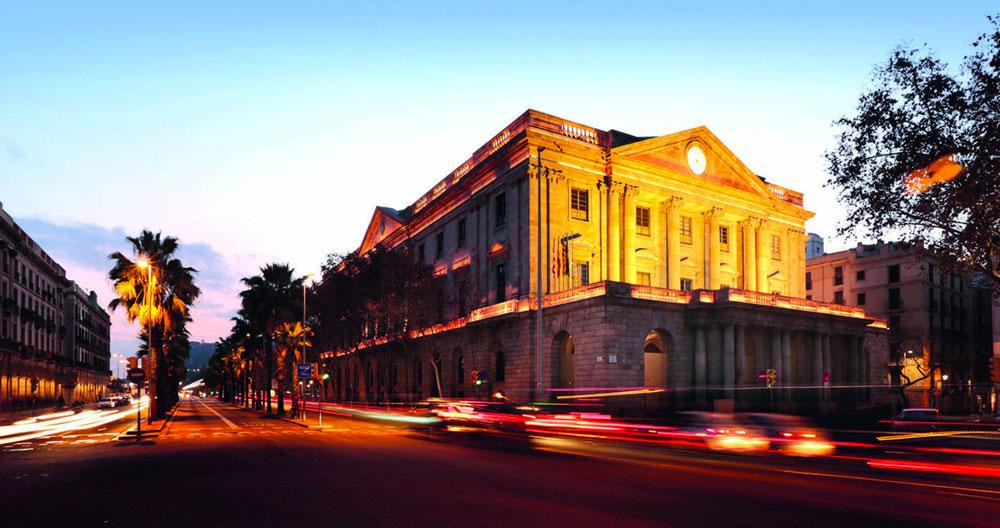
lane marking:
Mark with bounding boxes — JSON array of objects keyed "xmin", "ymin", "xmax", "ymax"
[
  {"xmin": 198, "ymin": 400, "xmax": 240, "ymax": 430},
  {"xmin": 780, "ymin": 469, "xmax": 1000, "ymax": 497}
]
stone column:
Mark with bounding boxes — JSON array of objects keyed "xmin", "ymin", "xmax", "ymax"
[
  {"xmin": 623, "ymin": 186, "xmax": 637, "ymax": 284},
  {"xmin": 781, "ymin": 331, "xmax": 792, "ymax": 402},
  {"xmin": 770, "ymin": 330, "xmax": 782, "ymax": 382},
  {"xmin": 665, "ymin": 198, "xmax": 682, "ymax": 289},
  {"xmin": 608, "ymin": 183, "xmax": 621, "ymax": 282},
  {"xmin": 822, "ymin": 334, "xmax": 832, "ymax": 384},
  {"xmin": 735, "ymin": 325, "xmax": 746, "ymax": 387},
  {"xmin": 756, "ymin": 220, "xmax": 769, "ymax": 293},
  {"xmin": 694, "ymin": 325, "xmax": 707, "ymax": 402},
  {"xmin": 723, "ymin": 324, "xmax": 735, "ymax": 398},
  {"xmin": 742, "ymin": 218, "xmax": 757, "ymax": 291},
  {"xmin": 705, "ymin": 208, "xmax": 722, "ymax": 290},
  {"xmin": 655, "ymin": 199, "xmax": 667, "ymax": 287}
]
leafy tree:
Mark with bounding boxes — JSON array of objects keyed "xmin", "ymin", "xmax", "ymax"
[
  {"xmin": 108, "ymin": 230, "xmax": 200, "ymax": 420},
  {"xmin": 826, "ymin": 15, "xmax": 1000, "ymax": 288}
]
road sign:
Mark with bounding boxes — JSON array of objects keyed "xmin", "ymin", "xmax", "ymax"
[
  {"xmin": 127, "ymin": 368, "xmax": 145, "ymax": 384},
  {"xmin": 296, "ymin": 362, "xmax": 312, "ymax": 380},
  {"xmin": 757, "ymin": 369, "xmax": 777, "ymax": 387}
]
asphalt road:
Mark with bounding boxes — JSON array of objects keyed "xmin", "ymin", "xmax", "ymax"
[{"xmin": 1, "ymin": 396, "xmax": 998, "ymax": 528}]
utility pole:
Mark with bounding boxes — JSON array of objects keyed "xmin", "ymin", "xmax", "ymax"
[{"xmin": 535, "ymin": 146, "xmax": 545, "ymax": 402}]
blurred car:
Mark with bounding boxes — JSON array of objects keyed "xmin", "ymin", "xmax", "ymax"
[
  {"xmin": 429, "ymin": 399, "xmax": 532, "ymax": 434},
  {"xmin": 738, "ymin": 413, "xmax": 835, "ymax": 457},
  {"xmin": 672, "ymin": 412, "xmax": 768, "ymax": 452},
  {"xmin": 97, "ymin": 397, "xmax": 117, "ymax": 409},
  {"xmin": 115, "ymin": 395, "xmax": 132, "ymax": 407},
  {"xmin": 891, "ymin": 408, "xmax": 939, "ymax": 432}
]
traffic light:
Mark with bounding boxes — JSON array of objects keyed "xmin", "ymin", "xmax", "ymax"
[
  {"xmin": 322, "ymin": 372, "xmax": 330, "ymax": 381},
  {"xmin": 127, "ymin": 356, "xmax": 138, "ymax": 370},
  {"xmin": 475, "ymin": 369, "xmax": 489, "ymax": 386},
  {"xmin": 469, "ymin": 369, "xmax": 479, "ymax": 385}
]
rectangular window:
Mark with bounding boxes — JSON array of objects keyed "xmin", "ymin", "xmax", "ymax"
[
  {"xmin": 636, "ymin": 206, "xmax": 650, "ymax": 236},
  {"xmin": 680, "ymin": 216, "xmax": 693, "ymax": 245},
  {"xmin": 888, "ymin": 264, "xmax": 900, "ymax": 283},
  {"xmin": 435, "ymin": 232, "xmax": 444, "ymax": 260},
  {"xmin": 834, "ymin": 266, "xmax": 843, "ymax": 286},
  {"xmin": 719, "ymin": 226, "xmax": 729, "ymax": 252},
  {"xmin": 834, "ymin": 290, "xmax": 844, "ymax": 304},
  {"xmin": 771, "ymin": 234, "xmax": 781, "ymax": 260},
  {"xmin": 576, "ymin": 262, "xmax": 590, "ymax": 286},
  {"xmin": 570, "ymin": 188, "xmax": 589, "ymax": 221},
  {"xmin": 856, "ymin": 270, "xmax": 866, "ymax": 281},
  {"xmin": 888, "ymin": 288, "xmax": 901, "ymax": 309},
  {"xmin": 637, "ymin": 271, "xmax": 651, "ymax": 286},
  {"xmin": 457, "ymin": 281, "xmax": 467, "ymax": 317},
  {"xmin": 495, "ymin": 262, "xmax": 507, "ymax": 302},
  {"xmin": 494, "ymin": 193, "xmax": 507, "ymax": 228},
  {"xmin": 680, "ymin": 278, "xmax": 693, "ymax": 291},
  {"xmin": 889, "ymin": 315, "xmax": 901, "ymax": 335},
  {"xmin": 805, "ymin": 272, "xmax": 813, "ymax": 290},
  {"xmin": 457, "ymin": 219, "xmax": 467, "ymax": 249},
  {"xmin": 857, "ymin": 293, "xmax": 866, "ymax": 306}
]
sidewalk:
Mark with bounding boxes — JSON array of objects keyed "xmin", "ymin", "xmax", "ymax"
[{"xmin": 117, "ymin": 402, "xmax": 180, "ymax": 443}]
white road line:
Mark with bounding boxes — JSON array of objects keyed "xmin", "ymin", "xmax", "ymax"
[{"xmin": 198, "ymin": 400, "xmax": 240, "ymax": 430}]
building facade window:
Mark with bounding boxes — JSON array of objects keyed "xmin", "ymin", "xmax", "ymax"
[
  {"xmin": 856, "ymin": 270, "xmax": 866, "ymax": 281},
  {"xmin": 680, "ymin": 216, "xmax": 693, "ymax": 245},
  {"xmin": 636, "ymin": 271, "xmax": 651, "ymax": 286},
  {"xmin": 576, "ymin": 262, "xmax": 590, "ymax": 286},
  {"xmin": 805, "ymin": 272, "xmax": 812, "ymax": 290},
  {"xmin": 457, "ymin": 281, "xmax": 467, "ymax": 317},
  {"xmin": 834, "ymin": 290, "xmax": 844, "ymax": 304},
  {"xmin": 457, "ymin": 218, "xmax": 467, "ymax": 249},
  {"xmin": 494, "ymin": 193, "xmax": 507, "ymax": 228},
  {"xmin": 495, "ymin": 262, "xmax": 507, "ymax": 302},
  {"xmin": 636, "ymin": 206, "xmax": 650, "ymax": 236},
  {"xmin": 834, "ymin": 266, "xmax": 843, "ymax": 286},
  {"xmin": 888, "ymin": 288, "xmax": 901, "ymax": 309},
  {"xmin": 888, "ymin": 264, "xmax": 900, "ymax": 283},
  {"xmin": 680, "ymin": 278, "xmax": 693, "ymax": 291},
  {"xmin": 719, "ymin": 226, "xmax": 729, "ymax": 252},
  {"xmin": 435, "ymin": 232, "xmax": 444, "ymax": 260},
  {"xmin": 771, "ymin": 234, "xmax": 781, "ymax": 260},
  {"xmin": 570, "ymin": 188, "xmax": 589, "ymax": 221},
  {"xmin": 857, "ymin": 293, "xmax": 866, "ymax": 306}
]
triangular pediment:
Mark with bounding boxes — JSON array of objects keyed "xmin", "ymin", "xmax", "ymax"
[
  {"xmin": 612, "ymin": 126, "xmax": 777, "ymax": 202},
  {"xmin": 359, "ymin": 207, "xmax": 407, "ymax": 255}
]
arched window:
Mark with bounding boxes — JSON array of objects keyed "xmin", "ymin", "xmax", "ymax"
[
  {"xmin": 456, "ymin": 355, "xmax": 465, "ymax": 386},
  {"xmin": 495, "ymin": 351, "xmax": 506, "ymax": 382}
]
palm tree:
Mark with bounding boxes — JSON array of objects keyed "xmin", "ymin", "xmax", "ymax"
[
  {"xmin": 108, "ymin": 230, "xmax": 200, "ymax": 420},
  {"xmin": 239, "ymin": 264, "xmax": 303, "ymax": 415},
  {"xmin": 274, "ymin": 321, "xmax": 313, "ymax": 415}
]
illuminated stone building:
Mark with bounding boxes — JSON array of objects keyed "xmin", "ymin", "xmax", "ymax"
[
  {"xmin": 807, "ymin": 241, "xmax": 994, "ymax": 412},
  {"xmin": 322, "ymin": 110, "xmax": 888, "ymax": 413},
  {"xmin": 0, "ymin": 202, "xmax": 111, "ymax": 410}
]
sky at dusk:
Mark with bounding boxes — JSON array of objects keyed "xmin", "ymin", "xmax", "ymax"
[{"xmin": 1, "ymin": 1, "xmax": 996, "ymax": 357}]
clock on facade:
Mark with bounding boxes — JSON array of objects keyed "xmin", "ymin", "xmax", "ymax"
[{"xmin": 687, "ymin": 144, "xmax": 707, "ymax": 175}]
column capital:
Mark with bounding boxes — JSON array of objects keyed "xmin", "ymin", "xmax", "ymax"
[
  {"xmin": 661, "ymin": 196, "xmax": 684, "ymax": 209},
  {"xmin": 702, "ymin": 206, "xmax": 724, "ymax": 221}
]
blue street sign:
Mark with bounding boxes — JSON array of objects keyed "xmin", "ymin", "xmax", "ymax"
[{"xmin": 296, "ymin": 362, "xmax": 312, "ymax": 380}]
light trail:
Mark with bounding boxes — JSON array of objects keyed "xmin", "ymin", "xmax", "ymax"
[{"xmin": 0, "ymin": 398, "xmax": 148, "ymax": 446}]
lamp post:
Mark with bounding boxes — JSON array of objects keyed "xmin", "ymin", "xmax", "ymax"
[
  {"xmin": 301, "ymin": 273, "xmax": 313, "ymax": 420},
  {"xmin": 135, "ymin": 257, "xmax": 153, "ymax": 433}
]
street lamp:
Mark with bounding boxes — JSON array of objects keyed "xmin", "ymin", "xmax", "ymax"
[
  {"xmin": 135, "ymin": 257, "xmax": 153, "ymax": 428},
  {"xmin": 301, "ymin": 273, "xmax": 313, "ymax": 420}
]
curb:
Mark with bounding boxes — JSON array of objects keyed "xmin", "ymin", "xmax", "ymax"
[{"xmin": 273, "ymin": 415, "xmax": 310, "ymax": 428}]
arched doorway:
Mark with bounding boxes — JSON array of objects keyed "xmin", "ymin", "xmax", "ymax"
[
  {"xmin": 552, "ymin": 331, "xmax": 575, "ymax": 388},
  {"xmin": 644, "ymin": 329, "xmax": 669, "ymax": 388}
]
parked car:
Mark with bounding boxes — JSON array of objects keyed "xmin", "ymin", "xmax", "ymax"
[
  {"xmin": 891, "ymin": 408, "xmax": 940, "ymax": 432},
  {"xmin": 737, "ymin": 413, "xmax": 835, "ymax": 456}
]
